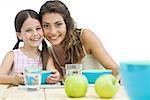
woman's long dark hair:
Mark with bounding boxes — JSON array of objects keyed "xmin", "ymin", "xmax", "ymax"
[
  {"xmin": 39, "ymin": 0, "xmax": 83, "ymax": 77},
  {"xmin": 13, "ymin": 9, "xmax": 49, "ymax": 69}
]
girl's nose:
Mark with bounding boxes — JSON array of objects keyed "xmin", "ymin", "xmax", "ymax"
[{"xmin": 33, "ymin": 30, "xmax": 38, "ymax": 36}]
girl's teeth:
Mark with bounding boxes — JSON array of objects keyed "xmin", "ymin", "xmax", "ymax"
[{"xmin": 32, "ymin": 38, "xmax": 39, "ymax": 40}]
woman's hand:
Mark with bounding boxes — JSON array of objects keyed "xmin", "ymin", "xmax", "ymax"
[
  {"xmin": 13, "ymin": 73, "xmax": 24, "ymax": 85},
  {"xmin": 116, "ymin": 74, "xmax": 122, "ymax": 85},
  {"xmin": 46, "ymin": 70, "xmax": 60, "ymax": 84}
]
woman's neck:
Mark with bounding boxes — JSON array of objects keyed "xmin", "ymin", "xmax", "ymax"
[
  {"xmin": 52, "ymin": 44, "xmax": 63, "ymax": 51},
  {"xmin": 52, "ymin": 44, "xmax": 65, "ymax": 66}
]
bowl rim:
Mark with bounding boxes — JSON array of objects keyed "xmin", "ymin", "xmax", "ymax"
[
  {"xmin": 82, "ymin": 69, "xmax": 112, "ymax": 73},
  {"xmin": 120, "ymin": 60, "xmax": 150, "ymax": 66},
  {"xmin": 42, "ymin": 70, "xmax": 52, "ymax": 74}
]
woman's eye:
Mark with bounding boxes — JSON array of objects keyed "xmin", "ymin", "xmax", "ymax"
[
  {"xmin": 56, "ymin": 23, "xmax": 63, "ymax": 27},
  {"xmin": 43, "ymin": 24, "xmax": 49, "ymax": 28}
]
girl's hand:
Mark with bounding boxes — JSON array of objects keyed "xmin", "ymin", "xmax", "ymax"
[
  {"xmin": 13, "ymin": 73, "xmax": 24, "ymax": 85},
  {"xmin": 46, "ymin": 70, "xmax": 60, "ymax": 84}
]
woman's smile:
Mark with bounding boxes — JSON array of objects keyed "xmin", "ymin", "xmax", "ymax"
[{"xmin": 42, "ymin": 13, "xmax": 67, "ymax": 45}]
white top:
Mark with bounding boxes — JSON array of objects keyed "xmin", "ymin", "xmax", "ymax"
[{"xmin": 81, "ymin": 46, "xmax": 105, "ymax": 70}]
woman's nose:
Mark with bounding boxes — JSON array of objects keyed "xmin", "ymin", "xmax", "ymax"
[{"xmin": 49, "ymin": 26, "xmax": 57, "ymax": 35}]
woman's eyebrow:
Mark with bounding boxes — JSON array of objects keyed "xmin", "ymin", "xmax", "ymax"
[
  {"xmin": 43, "ymin": 22, "xmax": 49, "ymax": 24},
  {"xmin": 55, "ymin": 21, "xmax": 63, "ymax": 23}
]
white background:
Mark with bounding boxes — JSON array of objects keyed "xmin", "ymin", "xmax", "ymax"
[{"xmin": 0, "ymin": 0, "xmax": 150, "ymax": 64}]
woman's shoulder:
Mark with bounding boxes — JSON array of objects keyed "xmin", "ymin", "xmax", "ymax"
[
  {"xmin": 81, "ymin": 29, "xmax": 99, "ymax": 52},
  {"xmin": 75, "ymin": 28, "xmax": 91, "ymax": 35},
  {"xmin": 81, "ymin": 29, "xmax": 96, "ymax": 43},
  {"xmin": 81, "ymin": 28, "xmax": 92, "ymax": 33},
  {"xmin": 81, "ymin": 29, "xmax": 95, "ymax": 39}
]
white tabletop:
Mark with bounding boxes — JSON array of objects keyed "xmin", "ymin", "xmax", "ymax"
[{"xmin": 0, "ymin": 84, "xmax": 129, "ymax": 100}]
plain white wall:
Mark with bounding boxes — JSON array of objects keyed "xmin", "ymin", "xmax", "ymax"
[{"xmin": 0, "ymin": 0, "xmax": 150, "ymax": 64}]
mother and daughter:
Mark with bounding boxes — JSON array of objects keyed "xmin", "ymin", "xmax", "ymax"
[{"xmin": 0, "ymin": 0, "xmax": 119, "ymax": 85}]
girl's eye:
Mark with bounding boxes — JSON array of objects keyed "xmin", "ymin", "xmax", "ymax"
[
  {"xmin": 36, "ymin": 27, "xmax": 42, "ymax": 30},
  {"xmin": 25, "ymin": 29, "xmax": 31, "ymax": 32}
]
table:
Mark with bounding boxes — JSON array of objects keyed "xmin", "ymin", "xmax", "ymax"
[{"xmin": 0, "ymin": 84, "xmax": 129, "ymax": 100}]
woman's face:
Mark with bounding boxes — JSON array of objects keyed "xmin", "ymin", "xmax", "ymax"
[{"xmin": 42, "ymin": 13, "xmax": 67, "ymax": 46}]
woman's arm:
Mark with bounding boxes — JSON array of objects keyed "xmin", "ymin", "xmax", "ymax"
[
  {"xmin": 81, "ymin": 29, "xmax": 119, "ymax": 76},
  {"xmin": 0, "ymin": 51, "xmax": 24, "ymax": 85},
  {"xmin": 46, "ymin": 56, "xmax": 56, "ymax": 71},
  {"xmin": 46, "ymin": 55, "xmax": 61, "ymax": 84}
]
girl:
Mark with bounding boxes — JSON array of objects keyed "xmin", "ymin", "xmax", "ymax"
[{"xmin": 0, "ymin": 9, "xmax": 60, "ymax": 85}]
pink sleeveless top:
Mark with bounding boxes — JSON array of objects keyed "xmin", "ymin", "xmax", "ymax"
[{"xmin": 10, "ymin": 49, "xmax": 42, "ymax": 74}]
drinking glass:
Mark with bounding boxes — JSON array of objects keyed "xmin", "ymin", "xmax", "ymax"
[
  {"xmin": 65, "ymin": 64, "xmax": 82, "ymax": 76},
  {"xmin": 23, "ymin": 67, "xmax": 42, "ymax": 90}
]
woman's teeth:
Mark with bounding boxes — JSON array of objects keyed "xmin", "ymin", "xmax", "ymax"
[{"xmin": 51, "ymin": 36, "xmax": 58, "ymax": 40}]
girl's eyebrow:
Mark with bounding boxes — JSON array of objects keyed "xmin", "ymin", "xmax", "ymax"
[{"xmin": 36, "ymin": 25, "xmax": 42, "ymax": 27}]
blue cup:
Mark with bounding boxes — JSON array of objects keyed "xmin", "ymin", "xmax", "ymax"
[
  {"xmin": 82, "ymin": 70, "xmax": 112, "ymax": 84},
  {"xmin": 41, "ymin": 71, "xmax": 52, "ymax": 84},
  {"xmin": 120, "ymin": 61, "xmax": 150, "ymax": 100}
]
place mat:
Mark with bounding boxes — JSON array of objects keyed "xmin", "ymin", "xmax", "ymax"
[
  {"xmin": 41, "ymin": 83, "xmax": 64, "ymax": 89},
  {"xmin": 18, "ymin": 82, "xmax": 64, "ymax": 89},
  {"xmin": 88, "ymin": 84, "xmax": 94, "ymax": 87},
  {"xmin": 0, "ymin": 85, "xmax": 9, "ymax": 89}
]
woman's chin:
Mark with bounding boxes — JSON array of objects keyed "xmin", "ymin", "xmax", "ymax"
[
  {"xmin": 50, "ymin": 40, "xmax": 62, "ymax": 46},
  {"xmin": 50, "ymin": 42, "xmax": 58, "ymax": 46}
]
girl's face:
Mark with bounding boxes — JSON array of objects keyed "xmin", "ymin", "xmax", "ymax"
[
  {"xmin": 42, "ymin": 13, "xmax": 67, "ymax": 46},
  {"xmin": 18, "ymin": 17, "xmax": 43, "ymax": 48}
]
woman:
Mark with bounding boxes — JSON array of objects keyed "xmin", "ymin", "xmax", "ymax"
[{"xmin": 39, "ymin": 0, "xmax": 119, "ymax": 79}]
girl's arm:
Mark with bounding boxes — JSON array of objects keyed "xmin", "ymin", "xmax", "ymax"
[
  {"xmin": 81, "ymin": 29, "xmax": 119, "ymax": 76},
  {"xmin": 0, "ymin": 74, "xmax": 24, "ymax": 85},
  {"xmin": 0, "ymin": 51, "xmax": 14, "ymax": 74},
  {"xmin": 0, "ymin": 51, "xmax": 24, "ymax": 85}
]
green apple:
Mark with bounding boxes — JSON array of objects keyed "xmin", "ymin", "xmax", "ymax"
[
  {"xmin": 94, "ymin": 74, "xmax": 119, "ymax": 98},
  {"xmin": 64, "ymin": 75, "xmax": 88, "ymax": 98}
]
